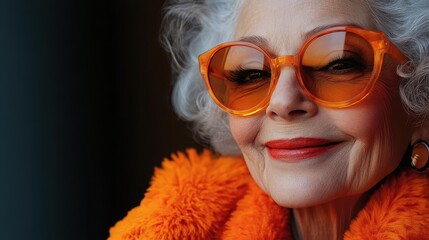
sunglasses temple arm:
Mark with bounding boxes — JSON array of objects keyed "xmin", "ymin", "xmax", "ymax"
[{"xmin": 388, "ymin": 43, "xmax": 408, "ymax": 64}]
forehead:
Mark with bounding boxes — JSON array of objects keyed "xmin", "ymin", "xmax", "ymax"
[{"xmin": 234, "ymin": 0, "xmax": 376, "ymax": 53}]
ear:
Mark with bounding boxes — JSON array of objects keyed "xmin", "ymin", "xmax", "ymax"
[{"xmin": 411, "ymin": 117, "xmax": 429, "ymax": 144}]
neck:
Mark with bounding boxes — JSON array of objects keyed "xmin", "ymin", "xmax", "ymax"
[{"xmin": 291, "ymin": 193, "xmax": 371, "ymax": 240}]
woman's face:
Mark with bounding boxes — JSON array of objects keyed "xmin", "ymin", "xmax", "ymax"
[{"xmin": 229, "ymin": 0, "xmax": 413, "ymax": 207}]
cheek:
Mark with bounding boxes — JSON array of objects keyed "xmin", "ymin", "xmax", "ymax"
[
  {"xmin": 327, "ymin": 72, "xmax": 412, "ymax": 192},
  {"xmin": 331, "ymin": 58, "xmax": 410, "ymax": 145},
  {"xmin": 229, "ymin": 116, "xmax": 262, "ymax": 147},
  {"xmin": 229, "ymin": 115, "xmax": 269, "ymax": 190}
]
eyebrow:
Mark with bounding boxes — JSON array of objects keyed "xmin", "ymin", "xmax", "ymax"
[
  {"xmin": 303, "ymin": 23, "xmax": 362, "ymax": 39},
  {"xmin": 237, "ymin": 23, "xmax": 362, "ymax": 53},
  {"xmin": 237, "ymin": 35, "xmax": 271, "ymax": 51}
]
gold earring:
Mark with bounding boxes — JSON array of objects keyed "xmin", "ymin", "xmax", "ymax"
[{"xmin": 410, "ymin": 141, "xmax": 429, "ymax": 172}]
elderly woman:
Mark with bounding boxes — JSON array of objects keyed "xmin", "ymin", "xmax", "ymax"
[{"xmin": 109, "ymin": 0, "xmax": 429, "ymax": 239}]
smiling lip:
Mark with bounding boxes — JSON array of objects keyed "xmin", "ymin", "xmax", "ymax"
[{"xmin": 265, "ymin": 138, "xmax": 340, "ymax": 162}]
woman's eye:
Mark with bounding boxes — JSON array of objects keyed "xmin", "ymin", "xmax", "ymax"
[
  {"xmin": 321, "ymin": 58, "xmax": 364, "ymax": 74},
  {"xmin": 227, "ymin": 68, "xmax": 271, "ymax": 85}
]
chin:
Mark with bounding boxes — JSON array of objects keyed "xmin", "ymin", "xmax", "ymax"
[
  {"xmin": 270, "ymin": 194, "xmax": 333, "ymax": 208},
  {"xmin": 265, "ymin": 182, "xmax": 340, "ymax": 208}
]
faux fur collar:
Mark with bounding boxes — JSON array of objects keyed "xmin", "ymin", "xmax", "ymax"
[{"xmin": 109, "ymin": 148, "xmax": 429, "ymax": 239}]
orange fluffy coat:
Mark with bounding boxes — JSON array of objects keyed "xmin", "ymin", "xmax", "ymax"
[{"xmin": 109, "ymin": 149, "xmax": 429, "ymax": 239}]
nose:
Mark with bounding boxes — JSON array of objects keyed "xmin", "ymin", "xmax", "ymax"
[{"xmin": 266, "ymin": 67, "xmax": 318, "ymax": 121}]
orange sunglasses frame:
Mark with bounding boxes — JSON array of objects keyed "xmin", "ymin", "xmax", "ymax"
[{"xmin": 198, "ymin": 26, "xmax": 408, "ymax": 116}]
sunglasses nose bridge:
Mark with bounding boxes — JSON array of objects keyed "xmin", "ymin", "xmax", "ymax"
[{"xmin": 273, "ymin": 55, "xmax": 297, "ymax": 70}]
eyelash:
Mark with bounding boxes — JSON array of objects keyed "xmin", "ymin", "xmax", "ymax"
[
  {"xmin": 226, "ymin": 66, "xmax": 271, "ymax": 85},
  {"xmin": 314, "ymin": 56, "xmax": 366, "ymax": 73}
]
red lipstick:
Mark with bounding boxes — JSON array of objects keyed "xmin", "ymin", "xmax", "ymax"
[{"xmin": 265, "ymin": 138, "xmax": 339, "ymax": 162}]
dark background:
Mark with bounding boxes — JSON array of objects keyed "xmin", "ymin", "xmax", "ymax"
[{"xmin": 0, "ymin": 0, "xmax": 201, "ymax": 239}]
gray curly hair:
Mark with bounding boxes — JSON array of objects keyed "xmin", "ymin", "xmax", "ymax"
[{"xmin": 160, "ymin": 0, "xmax": 429, "ymax": 155}]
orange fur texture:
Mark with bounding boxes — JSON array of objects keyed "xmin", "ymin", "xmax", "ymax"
[{"xmin": 109, "ymin": 149, "xmax": 429, "ymax": 239}]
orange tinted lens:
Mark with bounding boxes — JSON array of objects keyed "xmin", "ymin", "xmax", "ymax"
[
  {"xmin": 208, "ymin": 45, "xmax": 271, "ymax": 111},
  {"xmin": 301, "ymin": 31, "xmax": 375, "ymax": 104}
]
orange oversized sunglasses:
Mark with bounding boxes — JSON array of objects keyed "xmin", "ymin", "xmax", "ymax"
[{"xmin": 198, "ymin": 26, "xmax": 408, "ymax": 116}]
